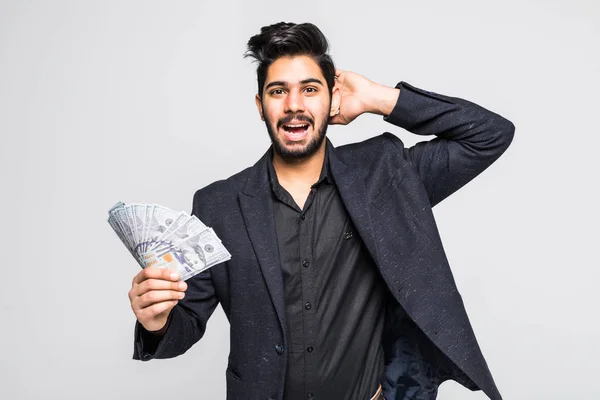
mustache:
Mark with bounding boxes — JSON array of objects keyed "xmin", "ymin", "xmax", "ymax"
[{"xmin": 277, "ymin": 114, "xmax": 314, "ymax": 128}]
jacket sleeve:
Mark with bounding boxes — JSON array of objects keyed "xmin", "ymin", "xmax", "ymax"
[
  {"xmin": 383, "ymin": 81, "xmax": 515, "ymax": 207},
  {"xmin": 132, "ymin": 191, "xmax": 220, "ymax": 361}
]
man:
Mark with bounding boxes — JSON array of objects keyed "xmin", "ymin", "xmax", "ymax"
[{"xmin": 128, "ymin": 22, "xmax": 514, "ymax": 400}]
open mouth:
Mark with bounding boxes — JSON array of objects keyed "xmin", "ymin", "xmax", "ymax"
[{"xmin": 282, "ymin": 123, "xmax": 310, "ymax": 134}]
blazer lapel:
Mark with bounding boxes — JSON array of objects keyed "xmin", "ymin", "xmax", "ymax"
[
  {"xmin": 238, "ymin": 139, "xmax": 384, "ymax": 335},
  {"xmin": 238, "ymin": 148, "xmax": 287, "ymax": 334},
  {"xmin": 327, "ymin": 139, "xmax": 382, "ymax": 267}
]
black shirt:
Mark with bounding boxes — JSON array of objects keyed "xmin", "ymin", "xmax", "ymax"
[{"xmin": 267, "ymin": 149, "xmax": 387, "ymax": 400}]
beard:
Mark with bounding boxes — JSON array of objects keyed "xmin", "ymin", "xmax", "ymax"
[{"xmin": 264, "ymin": 111, "xmax": 329, "ymax": 161}]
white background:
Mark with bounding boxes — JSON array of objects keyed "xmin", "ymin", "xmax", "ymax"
[{"xmin": 1, "ymin": 0, "xmax": 598, "ymax": 399}]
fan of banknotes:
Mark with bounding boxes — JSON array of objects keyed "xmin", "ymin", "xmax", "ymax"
[{"xmin": 107, "ymin": 202, "xmax": 231, "ymax": 281}]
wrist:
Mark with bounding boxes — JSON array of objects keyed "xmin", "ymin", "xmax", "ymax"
[
  {"xmin": 142, "ymin": 315, "xmax": 170, "ymax": 336},
  {"xmin": 365, "ymin": 83, "xmax": 400, "ymax": 117}
]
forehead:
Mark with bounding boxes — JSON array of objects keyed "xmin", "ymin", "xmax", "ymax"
[{"xmin": 265, "ymin": 55, "xmax": 325, "ymax": 85}]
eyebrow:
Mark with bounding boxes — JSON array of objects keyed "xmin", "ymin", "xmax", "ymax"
[{"xmin": 265, "ymin": 78, "xmax": 324, "ymax": 90}]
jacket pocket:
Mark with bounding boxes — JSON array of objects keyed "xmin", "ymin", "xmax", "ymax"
[{"xmin": 226, "ymin": 363, "xmax": 243, "ymax": 381}]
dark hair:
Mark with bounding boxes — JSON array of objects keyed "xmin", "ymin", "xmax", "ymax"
[{"xmin": 244, "ymin": 22, "xmax": 336, "ymax": 98}]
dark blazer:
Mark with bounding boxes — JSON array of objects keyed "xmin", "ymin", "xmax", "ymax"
[{"xmin": 133, "ymin": 81, "xmax": 515, "ymax": 400}]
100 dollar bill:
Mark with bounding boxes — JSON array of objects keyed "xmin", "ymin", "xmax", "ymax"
[{"xmin": 141, "ymin": 228, "xmax": 231, "ymax": 280}]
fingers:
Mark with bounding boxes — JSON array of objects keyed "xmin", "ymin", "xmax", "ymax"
[
  {"xmin": 129, "ymin": 267, "xmax": 187, "ymax": 309},
  {"xmin": 135, "ymin": 278, "xmax": 187, "ymax": 296},
  {"xmin": 136, "ymin": 300, "xmax": 179, "ymax": 323},
  {"xmin": 129, "ymin": 274, "xmax": 187, "ymax": 301},
  {"xmin": 132, "ymin": 267, "xmax": 180, "ymax": 286},
  {"xmin": 128, "ymin": 267, "xmax": 184, "ymax": 330},
  {"xmin": 133, "ymin": 289, "xmax": 185, "ymax": 310}
]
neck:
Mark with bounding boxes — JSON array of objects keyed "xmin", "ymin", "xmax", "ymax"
[{"xmin": 272, "ymin": 141, "xmax": 326, "ymax": 186}]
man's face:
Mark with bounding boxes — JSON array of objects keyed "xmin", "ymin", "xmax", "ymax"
[{"xmin": 256, "ymin": 55, "xmax": 339, "ymax": 160}]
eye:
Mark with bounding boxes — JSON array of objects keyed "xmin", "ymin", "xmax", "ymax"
[
  {"xmin": 304, "ymin": 87, "xmax": 317, "ymax": 93},
  {"xmin": 270, "ymin": 89, "xmax": 285, "ymax": 95}
]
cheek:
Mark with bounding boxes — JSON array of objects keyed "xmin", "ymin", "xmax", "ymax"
[
  {"xmin": 306, "ymin": 102, "xmax": 330, "ymax": 121},
  {"xmin": 266, "ymin": 111, "xmax": 280, "ymax": 127},
  {"xmin": 263, "ymin": 104, "xmax": 281, "ymax": 123},
  {"xmin": 308, "ymin": 96, "xmax": 330, "ymax": 114}
]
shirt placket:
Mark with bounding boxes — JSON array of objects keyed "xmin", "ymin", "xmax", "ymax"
[{"xmin": 299, "ymin": 188, "xmax": 317, "ymax": 400}]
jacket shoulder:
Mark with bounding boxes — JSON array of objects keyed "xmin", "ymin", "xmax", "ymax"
[
  {"xmin": 336, "ymin": 132, "xmax": 410, "ymax": 173},
  {"xmin": 192, "ymin": 166, "xmax": 251, "ymax": 216}
]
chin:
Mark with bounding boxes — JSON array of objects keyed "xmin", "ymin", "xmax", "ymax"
[
  {"xmin": 275, "ymin": 137, "xmax": 324, "ymax": 160},
  {"xmin": 276, "ymin": 142, "xmax": 311, "ymax": 158},
  {"xmin": 265, "ymin": 119, "xmax": 328, "ymax": 160}
]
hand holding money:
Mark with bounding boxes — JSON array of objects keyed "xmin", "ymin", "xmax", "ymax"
[
  {"xmin": 129, "ymin": 267, "xmax": 186, "ymax": 332},
  {"xmin": 108, "ymin": 202, "xmax": 232, "ymax": 331}
]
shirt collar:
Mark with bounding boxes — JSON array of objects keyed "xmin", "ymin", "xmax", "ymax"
[{"xmin": 267, "ymin": 146, "xmax": 332, "ymax": 195}]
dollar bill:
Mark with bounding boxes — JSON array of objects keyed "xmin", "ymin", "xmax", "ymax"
[
  {"xmin": 124, "ymin": 204, "xmax": 138, "ymax": 247},
  {"xmin": 132, "ymin": 204, "xmax": 147, "ymax": 255},
  {"xmin": 149, "ymin": 212, "xmax": 190, "ymax": 250},
  {"xmin": 107, "ymin": 201, "xmax": 231, "ymax": 280},
  {"xmin": 144, "ymin": 205, "xmax": 180, "ymax": 252},
  {"xmin": 143, "ymin": 228, "xmax": 231, "ymax": 280},
  {"xmin": 149, "ymin": 213, "xmax": 207, "ymax": 254},
  {"xmin": 108, "ymin": 202, "xmax": 144, "ymax": 267}
]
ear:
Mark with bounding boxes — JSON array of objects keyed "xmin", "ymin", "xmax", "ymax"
[
  {"xmin": 255, "ymin": 94, "xmax": 264, "ymax": 121},
  {"xmin": 329, "ymin": 85, "xmax": 341, "ymax": 117}
]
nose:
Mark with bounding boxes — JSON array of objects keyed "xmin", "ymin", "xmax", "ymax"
[{"xmin": 284, "ymin": 89, "xmax": 304, "ymax": 113}]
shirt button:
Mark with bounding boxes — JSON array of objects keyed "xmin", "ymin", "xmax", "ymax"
[
  {"xmin": 275, "ymin": 344, "xmax": 284, "ymax": 354},
  {"xmin": 343, "ymin": 231, "xmax": 353, "ymax": 240},
  {"xmin": 308, "ymin": 393, "xmax": 315, "ymax": 399},
  {"xmin": 305, "ymin": 302, "xmax": 312, "ymax": 310},
  {"xmin": 302, "ymin": 260, "xmax": 310, "ymax": 268},
  {"xmin": 307, "ymin": 346, "xmax": 313, "ymax": 353},
  {"xmin": 301, "ymin": 214, "xmax": 306, "ymax": 220}
]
